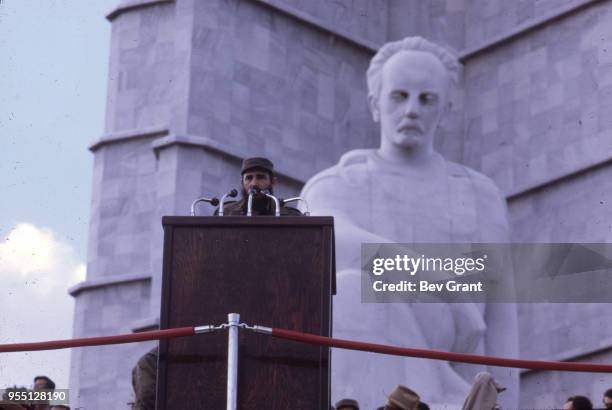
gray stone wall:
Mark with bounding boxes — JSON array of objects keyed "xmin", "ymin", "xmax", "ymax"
[
  {"xmin": 105, "ymin": 2, "xmax": 176, "ymax": 132},
  {"xmin": 462, "ymin": 1, "xmax": 612, "ymax": 195},
  {"xmin": 388, "ymin": 0, "xmax": 467, "ymax": 51},
  {"xmin": 263, "ymin": 0, "xmax": 388, "ymax": 45},
  {"xmin": 87, "ymin": 138, "xmax": 158, "ymax": 280},
  {"xmin": 186, "ymin": 0, "xmax": 378, "ymax": 181},
  {"xmin": 465, "ymin": 0, "xmax": 588, "ymax": 49}
]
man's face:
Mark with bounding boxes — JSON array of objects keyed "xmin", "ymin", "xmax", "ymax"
[
  {"xmin": 603, "ymin": 395, "xmax": 612, "ymax": 409},
  {"xmin": 373, "ymin": 50, "xmax": 449, "ymax": 152},
  {"xmin": 241, "ymin": 169, "xmax": 273, "ymax": 193},
  {"xmin": 33, "ymin": 379, "xmax": 48, "ymax": 390}
]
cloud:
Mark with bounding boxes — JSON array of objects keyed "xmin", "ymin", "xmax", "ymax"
[
  {"xmin": 0, "ymin": 223, "xmax": 85, "ymax": 390},
  {"xmin": 0, "ymin": 223, "xmax": 85, "ymax": 287}
]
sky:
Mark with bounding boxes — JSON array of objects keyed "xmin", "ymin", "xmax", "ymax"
[{"xmin": 0, "ymin": 0, "xmax": 117, "ymax": 391}]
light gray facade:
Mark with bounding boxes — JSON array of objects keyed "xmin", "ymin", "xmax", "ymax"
[{"xmin": 70, "ymin": 0, "xmax": 612, "ymax": 407}]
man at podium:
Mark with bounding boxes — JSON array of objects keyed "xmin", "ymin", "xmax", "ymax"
[{"xmin": 216, "ymin": 157, "xmax": 302, "ymax": 216}]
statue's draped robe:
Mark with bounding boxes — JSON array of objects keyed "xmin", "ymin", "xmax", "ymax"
[{"xmin": 301, "ymin": 149, "xmax": 518, "ymax": 409}]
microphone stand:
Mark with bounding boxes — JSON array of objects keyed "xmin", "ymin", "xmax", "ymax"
[
  {"xmin": 282, "ymin": 197, "xmax": 310, "ymax": 216},
  {"xmin": 218, "ymin": 189, "xmax": 238, "ymax": 216},
  {"xmin": 264, "ymin": 193, "xmax": 281, "ymax": 217},
  {"xmin": 190, "ymin": 196, "xmax": 220, "ymax": 216},
  {"xmin": 246, "ymin": 188, "xmax": 258, "ymax": 216}
]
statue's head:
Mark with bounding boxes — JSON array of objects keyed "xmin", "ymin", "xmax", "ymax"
[{"xmin": 366, "ymin": 37, "xmax": 461, "ymax": 154}]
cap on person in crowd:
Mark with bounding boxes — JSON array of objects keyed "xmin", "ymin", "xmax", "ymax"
[
  {"xmin": 335, "ymin": 398, "xmax": 359, "ymax": 410},
  {"xmin": 241, "ymin": 157, "xmax": 274, "ymax": 176},
  {"xmin": 564, "ymin": 395, "xmax": 593, "ymax": 410},
  {"xmin": 387, "ymin": 385, "xmax": 420, "ymax": 410}
]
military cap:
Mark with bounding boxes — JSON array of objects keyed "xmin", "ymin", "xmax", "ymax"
[
  {"xmin": 388, "ymin": 385, "xmax": 419, "ymax": 410},
  {"xmin": 335, "ymin": 398, "xmax": 360, "ymax": 409},
  {"xmin": 241, "ymin": 157, "xmax": 274, "ymax": 175}
]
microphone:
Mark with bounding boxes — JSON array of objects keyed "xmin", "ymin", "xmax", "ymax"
[
  {"xmin": 190, "ymin": 196, "xmax": 220, "ymax": 216},
  {"xmin": 281, "ymin": 197, "xmax": 310, "ymax": 215},
  {"xmin": 264, "ymin": 192, "xmax": 280, "ymax": 217},
  {"xmin": 218, "ymin": 189, "xmax": 238, "ymax": 216},
  {"xmin": 247, "ymin": 188, "xmax": 258, "ymax": 216}
]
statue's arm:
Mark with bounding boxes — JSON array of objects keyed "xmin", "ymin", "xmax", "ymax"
[{"xmin": 301, "ymin": 174, "xmax": 392, "ymax": 270}]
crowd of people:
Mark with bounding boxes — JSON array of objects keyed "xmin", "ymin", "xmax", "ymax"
[
  {"xmin": 0, "ymin": 376, "xmax": 69, "ymax": 410},
  {"xmin": 1, "ymin": 371, "xmax": 610, "ymax": 409},
  {"xmin": 330, "ymin": 374, "xmax": 612, "ymax": 410}
]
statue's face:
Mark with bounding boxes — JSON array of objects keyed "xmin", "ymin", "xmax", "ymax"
[{"xmin": 373, "ymin": 50, "xmax": 449, "ymax": 152}]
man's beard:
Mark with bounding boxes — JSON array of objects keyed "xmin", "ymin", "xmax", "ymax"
[{"xmin": 241, "ymin": 187, "xmax": 274, "ymax": 212}]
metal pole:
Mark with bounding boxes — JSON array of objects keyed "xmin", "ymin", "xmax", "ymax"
[
  {"xmin": 227, "ymin": 313, "xmax": 240, "ymax": 410},
  {"xmin": 247, "ymin": 192, "xmax": 254, "ymax": 216},
  {"xmin": 264, "ymin": 193, "xmax": 281, "ymax": 216}
]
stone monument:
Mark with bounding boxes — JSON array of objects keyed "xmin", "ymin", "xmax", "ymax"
[{"xmin": 301, "ymin": 37, "xmax": 518, "ymax": 409}]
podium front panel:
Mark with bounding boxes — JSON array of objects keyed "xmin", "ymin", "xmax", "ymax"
[{"xmin": 158, "ymin": 216, "xmax": 334, "ymax": 409}]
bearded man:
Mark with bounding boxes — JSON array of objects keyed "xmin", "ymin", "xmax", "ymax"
[{"xmin": 217, "ymin": 157, "xmax": 301, "ymax": 216}]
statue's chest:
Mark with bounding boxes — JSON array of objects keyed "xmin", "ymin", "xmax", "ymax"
[{"xmin": 368, "ymin": 173, "xmax": 479, "ymax": 242}]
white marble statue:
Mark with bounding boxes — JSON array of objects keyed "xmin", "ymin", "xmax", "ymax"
[{"xmin": 301, "ymin": 37, "xmax": 518, "ymax": 409}]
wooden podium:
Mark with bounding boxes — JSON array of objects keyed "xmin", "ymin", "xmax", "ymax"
[{"xmin": 157, "ymin": 216, "xmax": 335, "ymax": 409}]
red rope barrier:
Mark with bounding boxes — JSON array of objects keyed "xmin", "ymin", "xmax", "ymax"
[
  {"xmin": 4, "ymin": 321, "xmax": 611, "ymax": 373},
  {"xmin": 271, "ymin": 328, "xmax": 612, "ymax": 373},
  {"xmin": 0, "ymin": 327, "xmax": 195, "ymax": 353}
]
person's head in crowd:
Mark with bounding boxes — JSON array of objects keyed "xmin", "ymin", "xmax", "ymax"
[
  {"xmin": 461, "ymin": 371, "xmax": 505, "ymax": 410},
  {"xmin": 462, "ymin": 372, "xmax": 506, "ymax": 410},
  {"xmin": 33, "ymin": 375, "xmax": 55, "ymax": 391},
  {"xmin": 417, "ymin": 401, "xmax": 430, "ymax": 410},
  {"xmin": 0, "ymin": 386, "xmax": 31, "ymax": 410},
  {"xmin": 603, "ymin": 389, "xmax": 612, "ymax": 409},
  {"xmin": 240, "ymin": 157, "xmax": 276, "ymax": 197},
  {"xmin": 384, "ymin": 385, "xmax": 420, "ymax": 410},
  {"xmin": 49, "ymin": 406, "xmax": 70, "ymax": 410},
  {"xmin": 563, "ymin": 395, "xmax": 593, "ymax": 410},
  {"xmin": 335, "ymin": 398, "xmax": 359, "ymax": 410}
]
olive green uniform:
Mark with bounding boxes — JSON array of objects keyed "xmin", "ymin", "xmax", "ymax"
[
  {"xmin": 131, "ymin": 347, "xmax": 157, "ymax": 410},
  {"xmin": 215, "ymin": 198, "xmax": 302, "ymax": 216}
]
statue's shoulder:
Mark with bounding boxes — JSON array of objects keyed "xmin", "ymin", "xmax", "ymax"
[
  {"xmin": 445, "ymin": 160, "xmax": 510, "ymax": 239},
  {"xmin": 302, "ymin": 149, "xmax": 373, "ymax": 194},
  {"xmin": 337, "ymin": 148, "xmax": 373, "ymax": 169},
  {"xmin": 446, "ymin": 160, "xmax": 504, "ymax": 198}
]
